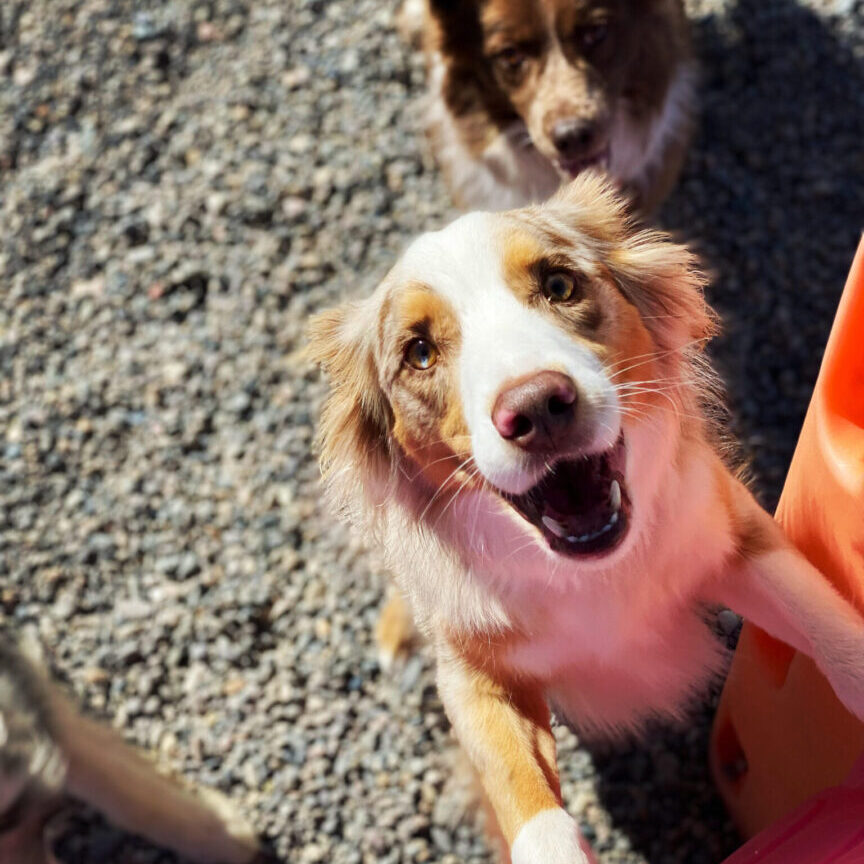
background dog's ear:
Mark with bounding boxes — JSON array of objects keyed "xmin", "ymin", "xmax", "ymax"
[
  {"xmin": 308, "ymin": 301, "xmax": 393, "ymax": 514},
  {"xmin": 424, "ymin": 0, "xmax": 484, "ymax": 58}
]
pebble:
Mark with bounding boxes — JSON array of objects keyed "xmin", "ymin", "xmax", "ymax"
[{"xmin": 1, "ymin": 0, "xmax": 862, "ymax": 862}]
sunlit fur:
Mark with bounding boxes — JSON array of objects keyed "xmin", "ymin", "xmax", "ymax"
[
  {"xmin": 415, "ymin": 0, "xmax": 695, "ymax": 212},
  {"xmin": 310, "ymin": 175, "xmax": 864, "ymax": 863}
]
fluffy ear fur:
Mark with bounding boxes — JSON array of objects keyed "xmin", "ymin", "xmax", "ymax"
[
  {"xmin": 307, "ymin": 300, "xmax": 393, "ymax": 516},
  {"xmin": 548, "ymin": 173, "xmax": 717, "ymax": 353},
  {"xmin": 609, "ymin": 227, "xmax": 717, "ymax": 353}
]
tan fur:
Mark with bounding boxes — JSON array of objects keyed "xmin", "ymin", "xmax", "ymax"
[
  {"xmin": 310, "ymin": 176, "xmax": 864, "ymax": 863},
  {"xmin": 376, "ymin": 590, "xmax": 418, "ymax": 668},
  {"xmin": 437, "ymin": 647, "xmax": 561, "ymax": 845},
  {"xmin": 389, "ymin": 286, "xmax": 472, "ymax": 488}
]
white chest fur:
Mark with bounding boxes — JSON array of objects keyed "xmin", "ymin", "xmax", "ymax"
[{"xmin": 486, "ymin": 447, "xmax": 735, "ymax": 734}]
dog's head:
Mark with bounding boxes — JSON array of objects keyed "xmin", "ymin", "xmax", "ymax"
[
  {"xmin": 310, "ymin": 175, "xmax": 714, "ymax": 564},
  {"xmin": 429, "ymin": 0, "xmax": 689, "ymax": 180}
]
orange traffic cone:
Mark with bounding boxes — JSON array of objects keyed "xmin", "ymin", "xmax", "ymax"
[{"xmin": 711, "ymin": 235, "xmax": 864, "ymax": 838}]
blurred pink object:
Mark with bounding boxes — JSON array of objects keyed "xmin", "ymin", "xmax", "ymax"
[{"xmin": 721, "ymin": 755, "xmax": 864, "ymax": 864}]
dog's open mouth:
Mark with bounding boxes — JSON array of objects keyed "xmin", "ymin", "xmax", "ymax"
[
  {"xmin": 556, "ymin": 146, "xmax": 610, "ymax": 179},
  {"xmin": 503, "ymin": 436, "xmax": 630, "ymax": 557}
]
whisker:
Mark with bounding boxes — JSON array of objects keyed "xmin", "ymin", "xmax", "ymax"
[
  {"xmin": 620, "ymin": 398, "xmax": 705, "ymax": 423},
  {"xmin": 405, "ymin": 450, "xmax": 472, "ymax": 481},
  {"xmin": 606, "ymin": 337, "xmax": 708, "ymax": 381},
  {"xmin": 417, "ymin": 455, "xmax": 475, "ymax": 522},
  {"xmin": 435, "ymin": 463, "xmax": 482, "ymax": 525}
]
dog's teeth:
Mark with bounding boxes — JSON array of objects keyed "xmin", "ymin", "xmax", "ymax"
[
  {"xmin": 561, "ymin": 509, "xmax": 621, "ymax": 546},
  {"xmin": 541, "ymin": 515, "xmax": 568, "ymax": 538},
  {"xmin": 609, "ymin": 480, "xmax": 621, "ymax": 511}
]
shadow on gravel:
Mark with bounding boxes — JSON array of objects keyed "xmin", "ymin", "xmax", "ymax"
[
  {"xmin": 587, "ymin": 1, "xmax": 864, "ymax": 862},
  {"xmin": 667, "ymin": 0, "xmax": 864, "ymax": 510}
]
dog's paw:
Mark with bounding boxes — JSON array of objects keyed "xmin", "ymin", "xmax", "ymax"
[
  {"xmin": 375, "ymin": 592, "xmax": 417, "ymax": 672},
  {"xmin": 510, "ymin": 809, "xmax": 594, "ymax": 864}
]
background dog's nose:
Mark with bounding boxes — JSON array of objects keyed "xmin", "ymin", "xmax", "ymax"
[
  {"xmin": 551, "ymin": 118, "xmax": 597, "ymax": 160},
  {"xmin": 492, "ymin": 371, "xmax": 579, "ymax": 452}
]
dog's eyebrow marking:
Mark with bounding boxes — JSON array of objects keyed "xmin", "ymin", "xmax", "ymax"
[
  {"xmin": 396, "ymin": 284, "xmax": 460, "ymax": 341},
  {"xmin": 500, "ymin": 227, "xmax": 547, "ymax": 304}
]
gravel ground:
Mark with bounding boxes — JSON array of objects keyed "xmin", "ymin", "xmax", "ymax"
[{"xmin": 1, "ymin": 1, "xmax": 863, "ymax": 862}]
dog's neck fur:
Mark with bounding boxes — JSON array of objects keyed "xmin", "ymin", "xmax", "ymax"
[{"xmin": 426, "ymin": 56, "xmax": 696, "ymax": 212}]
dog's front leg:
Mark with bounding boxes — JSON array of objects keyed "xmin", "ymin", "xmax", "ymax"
[
  {"xmin": 710, "ymin": 502, "xmax": 864, "ymax": 721},
  {"xmin": 436, "ymin": 644, "xmax": 592, "ymax": 864}
]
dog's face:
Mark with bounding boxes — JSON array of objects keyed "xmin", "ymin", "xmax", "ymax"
[
  {"xmin": 482, "ymin": 0, "xmax": 628, "ymax": 175},
  {"xmin": 311, "ymin": 176, "xmax": 711, "ymax": 563},
  {"xmin": 430, "ymin": 0, "xmax": 688, "ymax": 181}
]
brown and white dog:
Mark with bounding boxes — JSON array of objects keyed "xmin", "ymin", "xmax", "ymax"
[
  {"xmin": 411, "ymin": 0, "xmax": 694, "ymax": 213},
  {"xmin": 0, "ymin": 635, "xmax": 260, "ymax": 864},
  {"xmin": 310, "ymin": 175, "xmax": 864, "ymax": 864}
]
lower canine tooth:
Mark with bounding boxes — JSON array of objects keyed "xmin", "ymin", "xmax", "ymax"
[
  {"xmin": 541, "ymin": 515, "xmax": 568, "ymax": 538},
  {"xmin": 609, "ymin": 480, "xmax": 621, "ymax": 511}
]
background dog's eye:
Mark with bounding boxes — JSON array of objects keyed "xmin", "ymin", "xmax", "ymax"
[
  {"xmin": 494, "ymin": 46, "xmax": 526, "ymax": 72},
  {"xmin": 542, "ymin": 271, "xmax": 578, "ymax": 303},
  {"xmin": 405, "ymin": 338, "xmax": 438, "ymax": 370},
  {"xmin": 578, "ymin": 22, "xmax": 609, "ymax": 50}
]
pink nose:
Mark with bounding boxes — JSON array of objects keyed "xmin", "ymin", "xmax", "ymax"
[{"xmin": 492, "ymin": 370, "xmax": 579, "ymax": 453}]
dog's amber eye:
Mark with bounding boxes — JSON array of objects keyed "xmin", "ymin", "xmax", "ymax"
[
  {"xmin": 405, "ymin": 338, "xmax": 438, "ymax": 370},
  {"xmin": 495, "ymin": 46, "xmax": 526, "ymax": 72},
  {"xmin": 578, "ymin": 22, "xmax": 608, "ymax": 50},
  {"xmin": 542, "ymin": 271, "xmax": 578, "ymax": 303}
]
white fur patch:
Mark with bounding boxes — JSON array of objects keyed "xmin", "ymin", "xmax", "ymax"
[
  {"xmin": 511, "ymin": 808, "xmax": 591, "ymax": 864},
  {"xmin": 399, "ymin": 213, "xmax": 620, "ymax": 494}
]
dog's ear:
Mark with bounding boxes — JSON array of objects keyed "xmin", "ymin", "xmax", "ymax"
[
  {"xmin": 428, "ymin": 0, "xmax": 475, "ymax": 17},
  {"xmin": 548, "ymin": 174, "xmax": 716, "ymax": 353},
  {"xmin": 425, "ymin": 0, "xmax": 484, "ymax": 56},
  {"xmin": 608, "ymin": 227, "xmax": 717, "ymax": 353},
  {"xmin": 308, "ymin": 300, "xmax": 393, "ymax": 514}
]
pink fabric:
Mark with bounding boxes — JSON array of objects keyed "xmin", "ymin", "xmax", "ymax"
[{"xmin": 721, "ymin": 755, "xmax": 864, "ymax": 864}]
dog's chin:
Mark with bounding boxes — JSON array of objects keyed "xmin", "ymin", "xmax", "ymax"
[
  {"xmin": 552, "ymin": 145, "xmax": 611, "ymax": 180},
  {"xmin": 501, "ymin": 435, "xmax": 630, "ymax": 559}
]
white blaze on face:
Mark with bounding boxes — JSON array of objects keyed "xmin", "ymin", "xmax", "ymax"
[{"xmin": 398, "ymin": 213, "xmax": 621, "ymax": 495}]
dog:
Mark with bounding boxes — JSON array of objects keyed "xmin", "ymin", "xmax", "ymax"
[
  {"xmin": 0, "ymin": 634, "xmax": 260, "ymax": 864},
  {"xmin": 310, "ymin": 174, "xmax": 864, "ymax": 864},
  {"xmin": 410, "ymin": 0, "xmax": 694, "ymax": 213}
]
